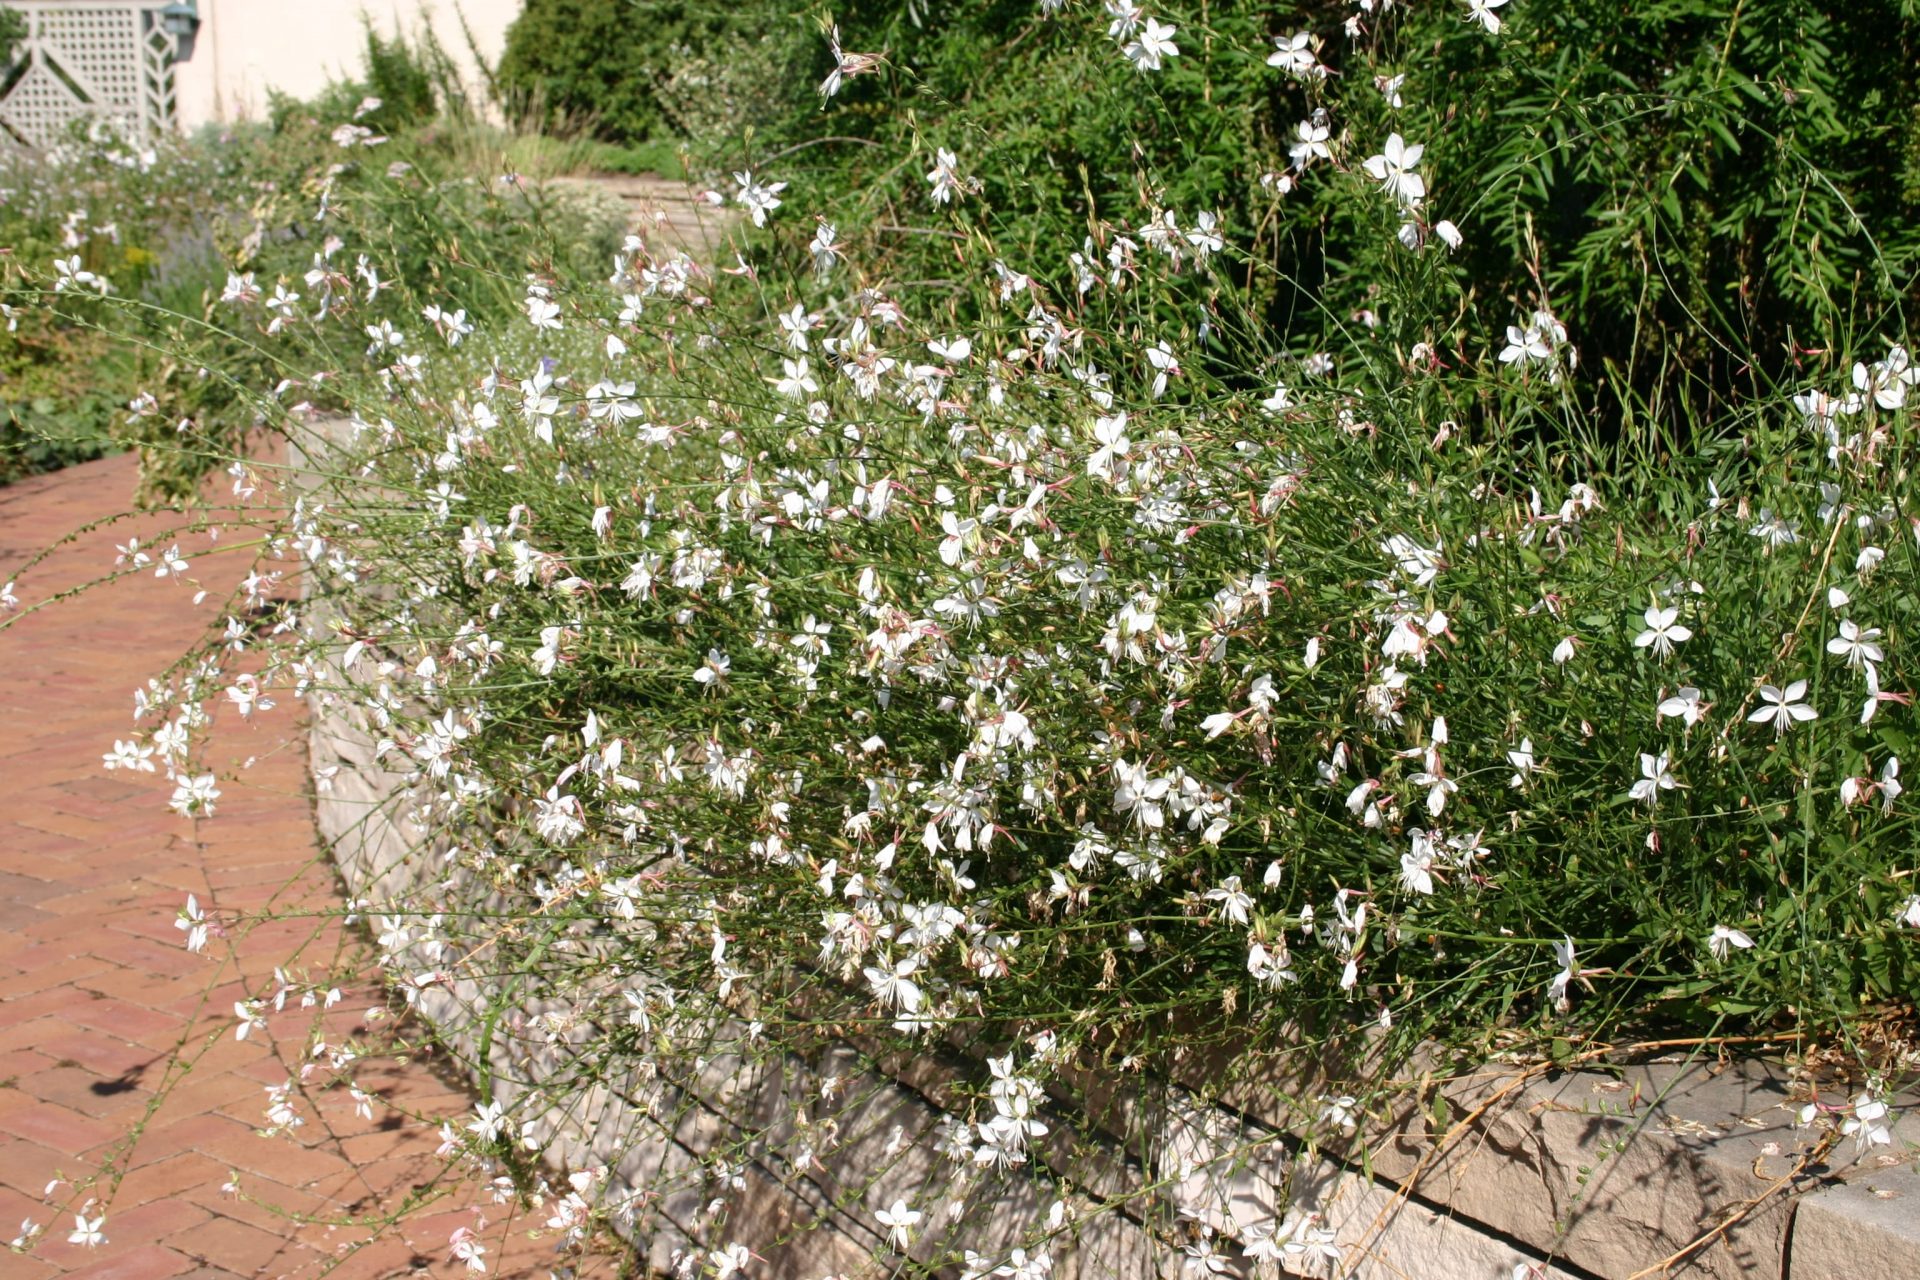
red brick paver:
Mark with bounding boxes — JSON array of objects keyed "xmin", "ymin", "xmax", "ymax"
[{"xmin": 0, "ymin": 456, "xmax": 619, "ymax": 1278}]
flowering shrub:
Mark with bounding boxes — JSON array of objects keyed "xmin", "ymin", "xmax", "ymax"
[
  {"xmin": 0, "ymin": 106, "xmax": 632, "ymax": 497},
  {"xmin": 0, "ymin": 125, "xmax": 248, "ymax": 486},
  {"xmin": 6, "ymin": 1, "xmax": 1918, "ymax": 1274},
  {"xmin": 750, "ymin": 0, "xmax": 1920, "ymax": 418}
]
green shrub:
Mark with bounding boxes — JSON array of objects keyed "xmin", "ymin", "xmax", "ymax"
[
  {"xmin": 498, "ymin": 0, "xmax": 723, "ymax": 143},
  {"xmin": 497, "ymin": 0, "xmax": 818, "ymax": 150},
  {"xmin": 268, "ymin": 22, "xmax": 471, "ymax": 137},
  {"xmin": 720, "ymin": 0, "xmax": 1919, "ymax": 429},
  {"xmin": 0, "ymin": 323, "xmax": 123, "ymax": 484},
  {"xmin": 0, "ymin": 6, "xmax": 26, "ymax": 67},
  {"xmin": 215, "ymin": 131, "xmax": 1915, "ymax": 1258}
]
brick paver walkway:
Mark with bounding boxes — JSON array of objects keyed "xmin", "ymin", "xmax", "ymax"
[{"xmin": 0, "ymin": 455, "xmax": 618, "ymax": 1280}]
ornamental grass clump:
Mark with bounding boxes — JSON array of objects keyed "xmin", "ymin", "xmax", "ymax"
[{"xmin": 4, "ymin": 1, "xmax": 1918, "ymax": 1275}]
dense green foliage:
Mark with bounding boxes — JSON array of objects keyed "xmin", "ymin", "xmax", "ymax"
[
  {"xmin": 655, "ymin": 0, "xmax": 1919, "ymax": 423},
  {"xmin": 0, "ymin": 323, "xmax": 122, "ymax": 485},
  {"xmin": 0, "ymin": 6, "xmax": 26, "ymax": 67},
  {"xmin": 497, "ymin": 0, "xmax": 765, "ymax": 142}
]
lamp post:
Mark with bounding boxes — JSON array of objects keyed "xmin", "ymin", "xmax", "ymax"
[
  {"xmin": 158, "ymin": 0, "xmax": 199, "ymax": 61},
  {"xmin": 158, "ymin": 1, "xmax": 199, "ymax": 39}
]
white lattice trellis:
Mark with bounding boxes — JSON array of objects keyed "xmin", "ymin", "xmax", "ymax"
[{"xmin": 0, "ymin": 3, "xmax": 178, "ymax": 149}]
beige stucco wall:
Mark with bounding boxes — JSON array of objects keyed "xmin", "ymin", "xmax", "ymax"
[{"xmin": 172, "ymin": 0, "xmax": 523, "ymax": 131}]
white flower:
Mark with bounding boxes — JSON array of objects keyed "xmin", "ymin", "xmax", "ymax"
[
  {"xmin": 468, "ymin": 1098, "xmax": 507, "ymax": 1142},
  {"xmin": 52, "ymin": 255, "xmax": 109, "ymax": 295},
  {"xmin": 233, "ymin": 999, "xmax": 266, "ymax": 1041},
  {"xmin": 1320, "ymin": 1094, "xmax": 1357, "ymax": 1132},
  {"xmin": 524, "ymin": 292, "xmax": 561, "ymax": 331},
  {"xmin": 168, "ymin": 774, "xmax": 221, "ymax": 818},
  {"xmin": 778, "ymin": 303, "xmax": 817, "ymax": 352},
  {"xmin": 1410, "ymin": 765, "xmax": 1456, "ymax": 815},
  {"xmin": 938, "ymin": 512, "xmax": 979, "ymax": 567},
  {"xmin": 67, "ymin": 1213, "xmax": 106, "ymax": 1248},
  {"xmin": 1629, "ymin": 751, "xmax": 1677, "ymax": 807},
  {"xmin": 1247, "ymin": 940, "xmax": 1296, "ymax": 987},
  {"xmin": 1182, "ymin": 1232, "xmax": 1230, "ymax": 1274},
  {"xmin": 693, "ymin": 648, "xmax": 731, "ymax": 689},
  {"xmin": 710, "ymin": 1241, "xmax": 753, "ymax": 1279},
  {"xmin": 1657, "ymin": 686, "xmax": 1709, "ymax": 727},
  {"xmin": 1087, "ymin": 412, "xmax": 1131, "ymax": 481},
  {"xmin": 809, "ymin": 221, "xmax": 841, "ymax": 276},
  {"xmin": 1399, "ymin": 845, "xmax": 1435, "ymax": 896},
  {"xmin": 1826, "ymin": 620, "xmax": 1885, "ymax": 671},
  {"xmin": 422, "ymin": 303, "xmax": 472, "ymax": 345},
  {"xmin": 864, "ymin": 957, "xmax": 923, "ymax": 1012},
  {"xmin": 875, "ymin": 1197, "xmax": 922, "ymax": 1250},
  {"xmin": 220, "ymin": 271, "xmax": 260, "ymax": 305},
  {"xmin": 1747, "ymin": 681, "xmax": 1817, "ymax": 735},
  {"xmin": 532, "ymin": 787, "xmax": 585, "ymax": 844},
  {"xmin": 1275, "ymin": 1210, "xmax": 1341, "ymax": 1264},
  {"xmin": 1860, "ymin": 661, "xmax": 1901, "ymax": 724},
  {"xmin": 1497, "ymin": 740, "xmax": 1535, "ymax": 793},
  {"xmin": 103, "ymin": 738, "xmax": 156, "ymax": 772},
  {"xmin": 774, "ymin": 356, "xmax": 820, "ymax": 400},
  {"xmin": 1879, "ymin": 757, "xmax": 1903, "ymax": 814},
  {"xmin": 1381, "ymin": 532, "xmax": 1443, "ymax": 586},
  {"xmin": 1144, "ymin": 341, "xmax": 1179, "ymax": 398},
  {"xmin": 449, "ymin": 1227, "xmax": 489, "ymax": 1274},
  {"xmin": 1499, "ymin": 309, "xmax": 1571, "ymax": 375},
  {"xmin": 176, "ymin": 894, "xmax": 209, "ymax": 953},
  {"xmin": 1794, "ymin": 386, "xmax": 1856, "ymax": 433},
  {"xmin": 926, "ymin": 148, "xmax": 963, "ymax": 206},
  {"xmin": 1633, "ymin": 605, "xmax": 1693, "ymax": 659},
  {"xmin": 1548, "ymin": 936, "xmax": 1577, "ymax": 1012},
  {"xmin": 1707, "ymin": 925, "xmax": 1754, "ymax": 962},
  {"xmin": 1841, "ymin": 1088, "xmax": 1895, "ymax": 1152},
  {"xmin": 1184, "ymin": 211, "xmax": 1224, "ymax": 262},
  {"xmin": 1124, "ymin": 17, "xmax": 1179, "ymax": 71},
  {"xmin": 1362, "ymin": 133, "xmax": 1426, "ymax": 207},
  {"xmin": 1289, "ymin": 112, "xmax": 1333, "ymax": 170},
  {"xmin": 1267, "ymin": 31, "xmax": 1322, "ymax": 79},
  {"xmin": 1853, "ymin": 344, "xmax": 1918, "ymax": 411},
  {"xmin": 732, "ymin": 170, "xmax": 787, "ymax": 227},
  {"xmin": 1749, "ymin": 508, "xmax": 1800, "ymax": 547},
  {"xmin": 1204, "ymin": 876, "xmax": 1253, "ymax": 925},
  {"xmin": 1466, "ymin": 0, "xmax": 1510, "ymax": 34},
  {"xmin": 818, "ymin": 25, "xmax": 881, "ymax": 98}
]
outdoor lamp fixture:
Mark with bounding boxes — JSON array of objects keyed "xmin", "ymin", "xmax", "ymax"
[{"xmin": 158, "ymin": 0, "xmax": 200, "ymax": 39}]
